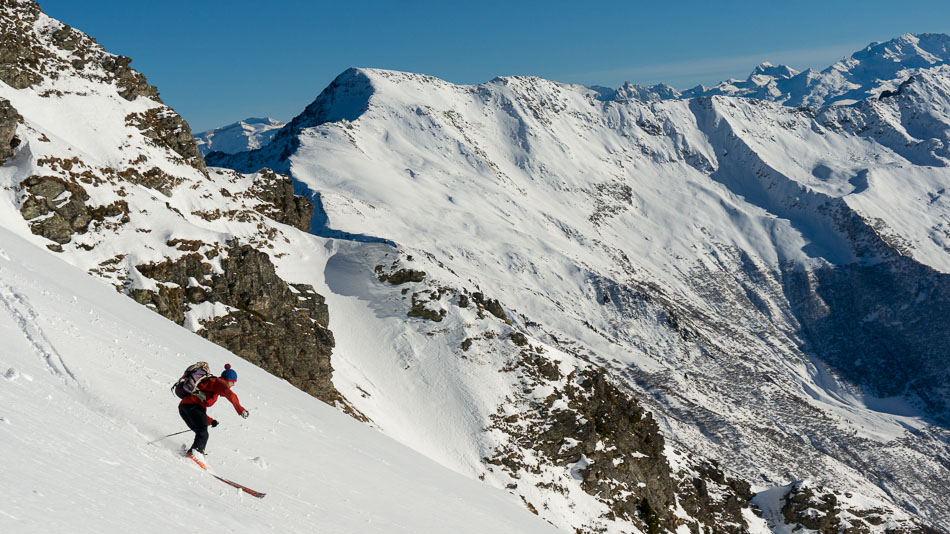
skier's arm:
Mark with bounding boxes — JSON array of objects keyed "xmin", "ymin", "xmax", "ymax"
[{"xmin": 215, "ymin": 380, "xmax": 247, "ymax": 415}]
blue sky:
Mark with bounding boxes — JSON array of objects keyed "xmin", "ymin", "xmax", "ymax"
[{"xmin": 37, "ymin": 0, "xmax": 950, "ymax": 132}]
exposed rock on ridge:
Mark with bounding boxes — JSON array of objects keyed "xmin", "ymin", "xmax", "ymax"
[
  {"xmin": 131, "ymin": 243, "xmax": 347, "ymax": 409},
  {"xmin": 0, "ymin": 97, "xmax": 21, "ymax": 162},
  {"xmin": 0, "ymin": 0, "xmax": 158, "ymax": 99}
]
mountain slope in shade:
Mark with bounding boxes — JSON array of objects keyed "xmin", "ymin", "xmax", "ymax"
[{"xmin": 195, "ymin": 117, "xmax": 285, "ymax": 155}]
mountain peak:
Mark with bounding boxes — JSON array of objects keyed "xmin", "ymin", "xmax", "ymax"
[
  {"xmin": 849, "ymin": 32, "xmax": 950, "ymax": 72},
  {"xmin": 195, "ymin": 117, "xmax": 286, "ymax": 155},
  {"xmin": 750, "ymin": 62, "xmax": 799, "ymax": 80}
]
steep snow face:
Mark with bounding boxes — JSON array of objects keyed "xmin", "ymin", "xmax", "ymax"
[
  {"xmin": 212, "ymin": 63, "xmax": 950, "ymax": 529},
  {"xmin": 0, "ymin": 225, "xmax": 559, "ymax": 534},
  {"xmin": 195, "ymin": 117, "xmax": 285, "ymax": 155}
]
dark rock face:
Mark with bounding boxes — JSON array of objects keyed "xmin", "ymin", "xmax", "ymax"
[
  {"xmin": 559, "ymin": 371, "xmax": 677, "ymax": 527},
  {"xmin": 19, "ymin": 175, "xmax": 129, "ymax": 245},
  {"xmin": 778, "ymin": 482, "xmax": 934, "ymax": 534},
  {"xmin": 782, "ymin": 484, "xmax": 840, "ymax": 533},
  {"xmin": 676, "ymin": 459, "xmax": 754, "ymax": 534},
  {"xmin": 377, "ymin": 267, "xmax": 426, "ymax": 284},
  {"xmin": 471, "ymin": 291, "xmax": 508, "ymax": 322},
  {"xmin": 247, "ymin": 168, "xmax": 313, "ymax": 231},
  {"xmin": 0, "ymin": 0, "xmax": 47, "ymax": 89},
  {"xmin": 125, "ymin": 108, "xmax": 206, "ymax": 174},
  {"xmin": 407, "ymin": 290, "xmax": 447, "ymax": 322},
  {"xmin": 0, "ymin": 97, "xmax": 21, "ymax": 162},
  {"xmin": 486, "ymin": 343, "xmax": 758, "ymax": 534},
  {"xmin": 0, "ymin": 0, "xmax": 158, "ymax": 101},
  {"xmin": 100, "ymin": 54, "xmax": 158, "ymax": 101},
  {"xmin": 131, "ymin": 243, "xmax": 349, "ymax": 411}
]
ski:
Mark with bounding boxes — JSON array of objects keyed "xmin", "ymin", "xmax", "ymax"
[
  {"xmin": 210, "ymin": 473, "xmax": 266, "ymax": 498},
  {"xmin": 181, "ymin": 448, "xmax": 266, "ymax": 498}
]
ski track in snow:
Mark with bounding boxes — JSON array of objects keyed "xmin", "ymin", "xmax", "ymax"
[{"xmin": 0, "ymin": 278, "xmax": 77, "ymax": 384}]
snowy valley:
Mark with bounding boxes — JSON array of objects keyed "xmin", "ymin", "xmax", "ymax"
[{"xmin": 2, "ymin": 1, "xmax": 949, "ymax": 533}]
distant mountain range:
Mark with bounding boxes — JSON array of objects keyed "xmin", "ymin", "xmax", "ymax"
[{"xmin": 599, "ymin": 32, "xmax": 950, "ymax": 106}]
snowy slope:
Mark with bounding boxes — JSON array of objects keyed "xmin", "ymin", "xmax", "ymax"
[
  {"xmin": 0, "ymin": 224, "xmax": 559, "ymax": 534},
  {"xmin": 3, "ymin": 2, "xmax": 947, "ymax": 532},
  {"xmin": 195, "ymin": 117, "xmax": 285, "ymax": 155}
]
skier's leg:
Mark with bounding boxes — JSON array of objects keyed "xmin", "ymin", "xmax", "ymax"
[{"xmin": 178, "ymin": 404, "xmax": 210, "ymax": 452}]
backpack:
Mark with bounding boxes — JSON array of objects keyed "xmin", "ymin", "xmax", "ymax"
[{"xmin": 172, "ymin": 361, "xmax": 213, "ymax": 400}]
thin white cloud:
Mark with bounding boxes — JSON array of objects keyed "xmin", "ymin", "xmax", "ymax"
[{"xmin": 566, "ymin": 41, "xmax": 869, "ymax": 89}]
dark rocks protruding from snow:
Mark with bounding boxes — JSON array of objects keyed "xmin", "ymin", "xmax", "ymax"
[
  {"xmin": 676, "ymin": 459, "xmax": 755, "ymax": 534},
  {"xmin": 471, "ymin": 291, "xmax": 508, "ymax": 322},
  {"xmin": 778, "ymin": 482, "xmax": 934, "ymax": 534},
  {"xmin": 0, "ymin": 98, "xmax": 21, "ymax": 163},
  {"xmin": 19, "ymin": 175, "xmax": 92, "ymax": 244},
  {"xmin": 377, "ymin": 267, "xmax": 426, "ymax": 284},
  {"xmin": 19, "ymin": 175, "xmax": 129, "ymax": 246},
  {"xmin": 0, "ymin": 0, "xmax": 158, "ymax": 101},
  {"xmin": 132, "ymin": 243, "xmax": 353, "ymax": 413},
  {"xmin": 247, "ymin": 168, "xmax": 313, "ymax": 231},
  {"xmin": 125, "ymin": 108, "xmax": 206, "ymax": 174},
  {"xmin": 99, "ymin": 54, "xmax": 159, "ymax": 102}
]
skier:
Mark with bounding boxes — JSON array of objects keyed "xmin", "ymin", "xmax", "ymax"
[{"xmin": 179, "ymin": 363, "xmax": 249, "ymax": 468}]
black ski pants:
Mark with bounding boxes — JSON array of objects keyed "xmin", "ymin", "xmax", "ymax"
[{"xmin": 178, "ymin": 403, "xmax": 210, "ymax": 453}]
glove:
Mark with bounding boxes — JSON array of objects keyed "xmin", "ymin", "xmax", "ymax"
[
  {"xmin": 241, "ymin": 410, "xmax": 249, "ymax": 419},
  {"xmin": 210, "ymin": 419, "xmax": 219, "ymax": 428}
]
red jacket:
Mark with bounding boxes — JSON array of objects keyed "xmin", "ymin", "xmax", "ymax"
[{"xmin": 179, "ymin": 377, "xmax": 246, "ymax": 423}]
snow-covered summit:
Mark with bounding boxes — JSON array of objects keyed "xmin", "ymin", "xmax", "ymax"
[
  {"xmin": 195, "ymin": 117, "xmax": 285, "ymax": 155},
  {"xmin": 690, "ymin": 33, "xmax": 950, "ymax": 106}
]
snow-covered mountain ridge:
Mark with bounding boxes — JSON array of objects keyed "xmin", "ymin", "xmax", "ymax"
[
  {"xmin": 195, "ymin": 117, "xmax": 285, "ymax": 155},
  {"xmin": 209, "ymin": 35, "xmax": 950, "ymax": 531},
  {"xmin": 0, "ymin": 2, "xmax": 786, "ymax": 532},
  {"xmin": 602, "ymin": 33, "xmax": 950, "ymax": 107},
  {"xmin": 2, "ymin": 1, "xmax": 948, "ymax": 531}
]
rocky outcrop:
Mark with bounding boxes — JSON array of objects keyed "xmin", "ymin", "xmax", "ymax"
[
  {"xmin": 485, "ymin": 343, "xmax": 759, "ymax": 534},
  {"xmin": 0, "ymin": 0, "xmax": 158, "ymax": 101},
  {"xmin": 19, "ymin": 175, "xmax": 129, "ymax": 247},
  {"xmin": 125, "ymin": 108, "xmax": 206, "ymax": 174},
  {"xmin": 376, "ymin": 267, "xmax": 426, "ymax": 284},
  {"xmin": 246, "ymin": 168, "xmax": 312, "ymax": 231},
  {"xmin": 676, "ymin": 459, "xmax": 754, "ymax": 534},
  {"xmin": 778, "ymin": 482, "xmax": 934, "ymax": 534},
  {"xmin": 131, "ymin": 243, "xmax": 351, "ymax": 412},
  {"xmin": 100, "ymin": 54, "xmax": 159, "ymax": 101},
  {"xmin": 0, "ymin": 97, "xmax": 21, "ymax": 162}
]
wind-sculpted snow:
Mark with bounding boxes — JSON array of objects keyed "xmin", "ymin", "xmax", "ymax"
[{"xmin": 212, "ymin": 57, "xmax": 950, "ymax": 531}]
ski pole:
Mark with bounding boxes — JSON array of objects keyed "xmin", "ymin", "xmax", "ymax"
[{"xmin": 148, "ymin": 429, "xmax": 191, "ymax": 445}]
